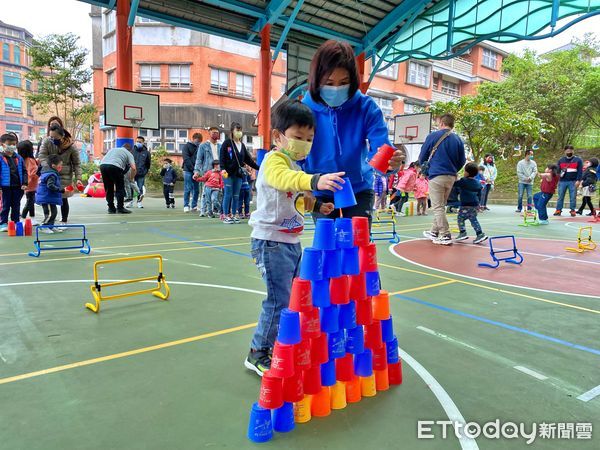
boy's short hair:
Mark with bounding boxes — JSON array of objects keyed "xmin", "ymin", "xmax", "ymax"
[
  {"xmin": 439, "ymin": 114, "xmax": 455, "ymax": 128},
  {"xmin": 48, "ymin": 154, "xmax": 62, "ymax": 167},
  {"xmin": 212, "ymin": 160, "xmax": 220, "ymax": 167},
  {"xmin": 464, "ymin": 162, "xmax": 478, "ymax": 177},
  {"xmin": 164, "ymin": 158, "xmax": 173, "ymax": 164},
  {"xmin": 136, "ymin": 136, "xmax": 145, "ymax": 142},
  {"xmin": 192, "ymin": 132, "xmax": 202, "ymax": 140},
  {"xmin": 0, "ymin": 133, "xmax": 17, "ymax": 144},
  {"xmin": 208, "ymin": 126, "xmax": 219, "ymax": 132},
  {"xmin": 478, "ymin": 165, "xmax": 485, "ymax": 171},
  {"xmin": 17, "ymin": 140, "xmax": 34, "ymax": 159},
  {"xmin": 271, "ymin": 100, "xmax": 315, "ymax": 133}
]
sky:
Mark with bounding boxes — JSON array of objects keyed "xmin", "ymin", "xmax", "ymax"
[{"xmin": 1, "ymin": 1, "xmax": 599, "ymax": 74}]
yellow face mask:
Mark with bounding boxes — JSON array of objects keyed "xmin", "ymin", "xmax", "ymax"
[{"xmin": 279, "ymin": 135, "xmax": 312, "ymax": 161}]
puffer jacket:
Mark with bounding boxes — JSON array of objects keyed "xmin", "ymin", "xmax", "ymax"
[{"xmin": 38, "ymin": 136, "xmax": 81, "ymax": 198}]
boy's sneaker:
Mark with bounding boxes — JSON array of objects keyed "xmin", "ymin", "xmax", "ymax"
[
  {"xmin": 125, "ymin": 201, "xmax": 133, "ymax": 208},
  {"xmin": 223, "ymin": 216, "xmax": 234, "ymax": 224},
  {"xmin": 553, "ymin": 210, "xmax": 562, "ymax": 216},
  {"xmin": 423, "ymin": 230, "xmax": 438, "ymax": 241},
  {"xmin": 473, "ymin": 233, "xmax": 488, "ymax": 244},
  {"xmin": 233, "ymin": 215, "xmax": 241, "ymax": 224},
  {"xmin": 137, "ymin": 202, "xmax": 144, "ymax": 209},
  {"xmin": 199, "ymin": 212, "xmax": 206, "ymax": 217},
  {"xmin": 455, "ymin": 231, "xmax": 468, "ymax": 241},
  {"xmin": 433, "ymin": 234, "xmax": 453, "ymax": 245},
  {"xmin": 207, "ymin": 212, "xmax": 214, "ymax": 218},
  {"xmin": 55, "ymin": 222, "xmax": 67, "ymax": 232},
  {"xmin": 192, "ymin": 207, "xmax": 198, "ymax": 212},
  {"xmin": 183, "ymin": 207, "xmax": 190, "ymax": 213},
  {"xmin": 244, "ymin": 349, "xmax": 271, "ymax": 377},
  {"xmin": 569, "ymin": 209, "xmax": 577, "ymax": 217},
  {"xmin": 538, "ymin": 219, "xmax": 549, "ymax": 225},
  {"xmin": 39, "ymin": 227, "xmax": 54, "ymax": 234},
  {"xmin": 0, "ymin": 224, "xmax": 8, "ymax": 232}
]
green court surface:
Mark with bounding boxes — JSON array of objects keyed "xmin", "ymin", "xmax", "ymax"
[{"xmin": 0, "ymin": 196, "xmax": 598, "ymax": 449}]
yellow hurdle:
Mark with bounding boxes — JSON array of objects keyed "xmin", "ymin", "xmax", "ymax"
[
  {"xmin": 86, "ymin": 254, "xmax": 170, "ymax": 313},
  {"xmin": 565, "ymin": 226, "xmax": 597, "ymax": 253}
]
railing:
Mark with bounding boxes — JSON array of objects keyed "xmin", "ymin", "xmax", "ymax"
[
  {"xmin": 433, "ymin": 57, "xmax": 473, "ymax": 75},
  {"xmin": 137, "ymin": 82, "xmax": 193, "ymax": 91},
  {"xmin": 208, "ymin": 87, "xmax": 255, "ymax": 100},
  {"xmin": 431, "ymin": 90, "xmax": 459, "ymax": 103}
]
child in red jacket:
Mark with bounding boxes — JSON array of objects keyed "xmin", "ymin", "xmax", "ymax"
[{"xmin": 198, "ymin": 161, "xmax": 224, "ymax": 218}]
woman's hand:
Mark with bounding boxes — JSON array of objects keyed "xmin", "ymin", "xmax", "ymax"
[
  {"xmin": 319, "ymin": 202, "xmax": 335, "ymax": 215},
  {"xmin": 389, "ymin": 149, "xmax": 405, "ymax": 172},
  {"xmin": 317, "ymin": 172, "xmax": 345, "ymax": 192}
]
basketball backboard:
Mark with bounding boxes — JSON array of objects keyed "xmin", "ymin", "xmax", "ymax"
[
  {"xmin": 393, "ymin": 112, "xmax": 432, "ymax": 144},
  {"xmin": 104, "ymin": 88, "xmax": 160, "ymax": 130}
]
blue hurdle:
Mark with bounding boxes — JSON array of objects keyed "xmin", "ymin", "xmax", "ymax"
[
  {"xmin": 370, "ymin": 220, "xmax": 400, "ymax": 244},
  {"xmin": 29, "ymin": 224, "xmax": 92, "ymax": 258},
  {"xmin": 478, "ymin": 235, "xmax": 523, "ymax": 269}
]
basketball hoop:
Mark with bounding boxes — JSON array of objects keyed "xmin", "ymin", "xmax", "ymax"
[{"xmin": 128, "ymin": 117, "xmax": 145, "ymax": 130}]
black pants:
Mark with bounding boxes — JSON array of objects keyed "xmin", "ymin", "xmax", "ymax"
[
  {"xmin": 312, "ymin": 189, "xmax": 375, "ymax": 227},
  {"xmin": 0, "ymin": 187, "xmax": 23, "ymax": 224},
  {"xmin": 100, "ymin": 164, "xmax": 125, "ymax": 209},
  {"xmin": 578, "ymin": 196, "xmax": 595, "ymax": 213},
  {"xmin": 42, "ymin": 204, "xmax": 58, "ymax": 226},
  {"xmin": 61, "ymin": 197, "xmax": 69, "ymax": 222},
  {"xmin": 163, "ymin": 184, "xmax": 175, "ymax": 205},
  {"xmin": 21, "ymin": 191, "xmax": 36, "ymax": 218}
]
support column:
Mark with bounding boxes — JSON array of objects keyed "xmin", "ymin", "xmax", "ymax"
[
  {"xmin": 259, "ymin": 25, "xmax": 272, "ymax": 151},
  {"xmin": 116, "ymin": 0, "xmax": 134, "ymax": 148},
  {"xmin": 356, "ymin": 52, "xmax": 371, "ymax": 93}
]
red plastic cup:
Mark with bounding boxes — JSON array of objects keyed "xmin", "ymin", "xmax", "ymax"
[
  {"xmin": 349, "ymin": 273, "xmax": 367, "ymax": 301},
  {"xmin": 76, "ymin": 181, "xmax": 85, "ymax": 192},
  {"xmin": 65, "ymin": 184, "xmax": 74, "ymax": 192},
  {"xmin": 289, "ymin": 278, "xmax": 313, "ymax": 312},
  {"xmin": 356, "ymin": 297, "xmax": 373, "ymax": 326},
  {"xmin": 364, "ymin": 320, "xmax": 383, "ymax": 350},
  {"xmin": 369, "ymin": 144, "xmax": 395, "ymax": 174},
  {"xmin": 282, "ymin": 370, "xmax": 304, "ymax": 403},
  {"xmin": 372, "ymin": 290, "xmax": 390, "ymax": 320},
  {"xmin": 388, "ymin": 360, "xmax": 403, "ymax": 385},
  {"xmin": 301, "ymin": 307, "xmax": 321, "ymax": 339},
  {"xmin": 330, "ymin": 276, "xmax": 350, "ymax": 305},
  {"xmin": 335, "ymin": 353, "xmax": 354, "ymax": 382},
  {"xmin": 24, "ymin": 218, "xmax": 33, "ymax": 236},
  {"xmin": 311, "ymin": 333, "xmax": 329, "ymax": 366},
  {"xmin": 259, "ymin": 371, "xmax": 284, "ymax": 409},
  {"xmin": 270, "ymin": 342, "xmax": 295, "ymax": 379},
  {"xmin": 359, "ymin": 242, "xmax": 378, "ymax": 273},
  {"xmin": 352, "ymin": 217, "xmax": 370, "ymax": 247},
  {"xmin": 294, "ymin": 339, "xmax": 312, "ymax": 370},
  {"xmin": 303, "ymin": 365, "xmax": 322, "ymax": 395},
  {"xmin": 372, "ymin": 345, "xmax": 388, "ymax": 371},
  {"xmin": 7, "ymin": 221, "xmax": 16, "ymax": 237}
]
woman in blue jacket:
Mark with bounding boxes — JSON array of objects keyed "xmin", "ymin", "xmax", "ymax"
[{"xmin": 302, "ymin": 40, "xmax": 403, "ymax": 221}]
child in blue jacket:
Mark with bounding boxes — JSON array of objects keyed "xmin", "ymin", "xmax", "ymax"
[
  {"xmin": 36, "ymin": 154, "xmax": 64, "ymax": 234},
  {"xmin": 454, "ymin": 163, "xmax": 488, "ymax": 244},
  {"xmin": 160, "ymin": 159, "xmax": 177, "ymax": 208},
  {"xmin": 0, "ymin": 133, "xmax": 28, "ymax": 232}
]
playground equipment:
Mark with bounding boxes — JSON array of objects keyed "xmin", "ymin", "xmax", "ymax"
[
  {"xmin": 7, "ymin": 219, "xmax": 33, "ymax": 237},
  {"xmin": 28, "ymin": 225, "xmax": 91, "ymax": 258},
  {"xmin": 370, "ymin": 220, "xmax": 400, "ymax": 244},
  {"xmin": 375, "ymin": 207, "xmax": 396, "ymax": 223},
  {"xmin": 565, "ymin": 226, "xmax": 596, "ymax": 253},
  {"xmin": 478, "ymin": 235, "xmax": 524, "ymax": 269},
  {"xmin": 518, "ymin": 208, "xmax": 539, "ymax": 227},
  {"xmin": 86, "ymin": 254, "xmax": 170, "ymax": 313}
]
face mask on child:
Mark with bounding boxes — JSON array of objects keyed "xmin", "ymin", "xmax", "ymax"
[
  {"xmin": 278, "ymin": 134, "xmax": 312, "ymax": 161},
  {"xmin": 3, "ymin": 144, "xmax": 16, "ymax": 153}
]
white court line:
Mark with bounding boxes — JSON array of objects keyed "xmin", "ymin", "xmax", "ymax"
[
  {"xmin": 0, "ymin": 278, "xmax": 477, "ymax": 449},
  {"xmin": 513, "ymin": 366, "xmax": 548, "ymax": 381},
  {"xmin": 416, "ymin": 326, "xmax": 478, "ymax": 350},
  {"xmin": 576, "ymin": 385, "xmax": 600, "ymax": 402},
  {"xmin": 565, "ymin": 221, "xmax": 600, "ymax": 230}
]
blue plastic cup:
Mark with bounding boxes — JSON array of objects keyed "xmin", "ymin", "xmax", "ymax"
[
  {"xmin": 381, "ymin": 317, "xmax": 394, "ymax": 343},
  {"xmin": 334, "ymin": 177, "xmax": 357, "ymax": 209},
  {"xmin": 277, "ymin": 308, "xmax": 301, "ymax": 345},
  {"xmin": 321, "ymin": 359, "xmax": 337, "ymax": 386},
  {"xmin": 345, "ymin": 325, "xmax": 365, "ymax": 354},
  {"xmin": 353, "ymin": 349, "xmax": 373, "ymax": 377},
  {"xmin": 339, "ymin": 301, "xmax": 357, "ymax": 330},
  {"xmin": 365, "ymin": 271, "xmax": 380, "ymax": 297},
  {"xmin": 320, "ymin": 305, "xmax": 340, "ymax": 334},
  {"xmin": 300, "ymin": 247, "xmax": 323, "ymax": 281},
  {"xmin": 311, "ymin": 279, "xmax": 331, "ymax": 308},
  {"xmin": 335, "ymin": 218, "xmax": 354, "ymax": 249},
  {"xmin": 328, "ymin": 330, "xmax": 346, "ymax": 359},
  {"xmin": 341, "ymin": 247, "xmax": 360, "ymax": 276},
  {"xmin": 256, "ymin": 148, "xmax": 268, "ymax": 167},
  {"xmin": 386, "ymin": 336, "xmax": 399, "ymax": 364},
  {"xmin": 323, "ymin": 249, "xmax": 342, "ymax": 278},
  {"xmin": 272, "ymin": 402, "xmax": 295, "ymax": 433},
  {"xmin": 247, "ymin": 402, "xmax": 274, "ymax": 443},
  {"xmin": 313, "ymin": 218, "xmax": 336, "ymax": 250},
  {"xmin": 15, "ymin": 221, "xmax": 24, "ymax": 237}
]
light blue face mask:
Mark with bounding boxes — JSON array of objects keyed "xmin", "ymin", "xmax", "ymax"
[{"xmin": 320, "ymin": 84, "xmax": 350, "ymax": 108}]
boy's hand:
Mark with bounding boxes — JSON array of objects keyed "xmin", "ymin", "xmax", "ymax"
[
  {"xmin": 21, "ymin": 185, "xmax": 27, "ymax": 191},
  {"xmin": 317, "ymin": 172, "xmax": 345, "ymax": 192},
  {"xmin": 192, "ymin": 172, "xmax": 200, "ymax": 181},
  {"xmin": 319, "ymin": 202, "xmax": 335, "ymax": 215}
]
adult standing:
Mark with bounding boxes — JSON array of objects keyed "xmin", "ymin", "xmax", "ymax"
[
  {"xmin": 220, "ymin": 122, "xmax": 259, "ymax": 224},
  {"xmin": 554, "ymin": 145, "xmax": 583, "ymax": 217},
  {"xmin": 194, "ymin": 126, "xmax": 221, "ymax": 217},
  {"xmin": 480, "ymin": 153, "xmax": 497, "ymax": 210},
  {"xmin": 515, "ymin": 149, "xmax": 537, "ymax": 213},
  {"xmin": 38, "ymin": 124, "xmax": 82, "ymax": 229},
  {"xmin": 418, "ymin": 114, "xmax": 466, "ymax": 245},
  {"xmin": 36, "ymin": 116, "xmax": 72, "ymax": 158},
  {"xmin": 301, "ymin": 40, "xmax": 404, "ymax": 222},
  {"xmin": 132, "ymin": 136, "xmax": 151, "ymax": 208},
  {"xmin": 181, "ymin": 132, "xmax": 201, "ymax": 212},
  {"xmin": 99, "ymin": 146, "xmax": 136, "ymax": 214}
]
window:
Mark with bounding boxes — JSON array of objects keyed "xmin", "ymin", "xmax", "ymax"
[
  {"xmin": 5, "ymin": 98, "xmax": 22, "ymax": 113},
  {"xmin": 27, "ymin": 101, "xmax": 32, "ymax": 116},
  {"xmin": 138, "ymin": 17, "xmax": 160, "ymax": 24},
  {"xmin": 210, "ymin": 68, "xmax": 229, "ymax": 93},
  {"xmin": 3, "ymin": 43, "xmax": 9, "ymax": 62},
  {"xmin": 140, "ymin": 64, "xmax": 160, "ymax": 87},
  {"xmin": 103, "ymin": 34, "xmax": 116, "ymax": 56},
  {"xmin": 25, "ymin": 79, "xmax": 31, "ymax": 91},
  {"xmin": 103, "ymin": 128, "xmax": 116, "ymax": 153},
  {"xmin": 178, "ymin": 130, "xmax": 187, "ymax": 139},
  {"xmin": 28, "ymin": 126, "xmax": 33, "ymax": 138},
  {"xmin": 235, "ymin": 73, "xmax": 253, "ymax": 98},
  {"xmin": 165, "ymin": 129, "xmax": 175, "ymax": 139},
  {"xmin": 6, "ymin": 124, "xmax": 22, "ymax": 137},
  {"xmin": 407, "ymin": 61, "xmax": 430, "ymax": 87},
  {"xmin": 169, "ymin": 65, "xmax": 190, "ymax": 88},
  {"xmin": 13, "ymin": 45, "xmax": 20, "ymax": 65},
  {"xmin": 404, "ymin": 103, "xmax": 425, "ymax": 114},
  {"xmin": 106, "ymin": 70, "xmax": 115, "ymax": 88},
  {"xmin": 104, "ymin": 11, "xmax": 116, "ymax": 34},
  {"xmin": 163, "ymin": 128, "xmax": 188, "ymax": 152},
  {"xmin": 378, "ymin": 64, "xmax": 398, "ymax": 80},
  {"xmin": 3, "ymin": 71, "xmax": 21, "ymax": 87},
  {"xmin": 371, "ymin": 96, "xmax": 394, "ymax": 117},
  {"xmin": 441, "ymin": 80, "xmax": 459, "ymax": 96},
  {"xmin": 482, "ymin": 48, "xmax": 498, "ymax": 70}
]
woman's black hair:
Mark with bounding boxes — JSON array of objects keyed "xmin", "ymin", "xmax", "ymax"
[
  {"xmin": 49, "ymin": 124, "xmax": 65, "ymax": 137},
  {"xmin": 588, "ymin": 157, "xmax": 598, "ymax": 168},
  {"xmin": 272, "ymin": 99, "xmax": 315, "ymax": 132},
  {"xmin": 547, "ymin": 164, "xmax": 559, "ymax": 176},
  {"xmin": 17, "ymin": 140, "xmax": 34, "ymax": 159},
  {"xmin": 230, "ymin": 122, "xmax": 242, "ymax": 138},
  {"xmin": 484, "ymin": 153, "xmax": 495, "ymax": 166}
]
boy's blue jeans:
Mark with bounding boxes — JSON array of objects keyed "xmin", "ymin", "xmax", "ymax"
[
  {"xmin": 556, "ymin": 180, "xmax": 576, "ymax": 211},
  {"xmin": 223, "ymin": 176, "xmax": 242, "ymax": 215},
  {"xmin": 250, "ymin": 238, "xmax": 302, "ymax": 350},
  {"xmin": 533, "ymin": 192, "xmax": 553, "ymax": 220},
  {"xmin": 517, "ymin": 183, "xmax": 533, "ymax": 211},
  {"xmin": 457, "ymin": 206, "xmax": 483, "ymax": 235},
  {"xmin": 201, "ymin": 187, "xmax": 221, "ymax": 214},
  {"xmin": 238, "ymin": 187, "xmax": 251, "ymax": 215},
  {"xmin": 183, "ymin": 171, "xmax": 199, "ymax": 209}
]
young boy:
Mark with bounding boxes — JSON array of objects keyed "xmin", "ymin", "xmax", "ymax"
[
  {"xmin": 454, "ymin": 162, "xmax": 488, "ymax": 244},
  {"xmin": 0, "ymin": 133, "xmax": 28, "ymax": 232},
  {"xmin": 245, "ymin": 100, "xmax": 344, "ymax": 376},
  {"xmin": 197, "ymin": 160, "xmax": 223, "ymax": 218},
  {"xmin": 238, "ymin": 168, "xmax": 252, "ymax": 219},
  {"xmin": 534, "ymin": 164, "xmax": 560, "ymax": 224},
  {"xmin": 160, "ymin": 159, "xmax": 176, "ymax": 208},
  {"xmin": 35, "ymin": 154, "xmax": 64, "ymax": 234}
]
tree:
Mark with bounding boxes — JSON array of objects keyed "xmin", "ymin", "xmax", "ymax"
[
  {"xmin": 25, "ymin": 33, "xmax": 96, "ymax": 140},
  {"xmin": 429, "ymin": 95, "xmax": 549, "ymax": 163}
]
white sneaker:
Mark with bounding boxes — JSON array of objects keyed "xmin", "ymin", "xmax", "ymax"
[
  {"xmin": 55, "ymin": 223, "xmax": 67, "ymax": 231},
  {"xmin": 0, "ymin": 224, "xmax": 8, "ymax": 232},
  {"xmin": 423, "ymin": 230, "xmax": 438, "ymax": 240},
  {"xmin": 183, "ymin": 207, "xmax": 190, "ymax": 213},
  {"xmin": 192, "ymin": 207, "xmax": 198, "ymax": 212},
  {"xmin": 125, "ymin": 201, "xmax": 133, "ymax": 208},
  {"xmin": 137, "ymin": 202, "xmax": 143, "ymax": 209},
  {"xmin": 30, "ymin": 218, "xmax": 39, "ymax": 225},
  {"xmin": 39, "ymin": 227, "xmax": 54, "ymax": 234}
]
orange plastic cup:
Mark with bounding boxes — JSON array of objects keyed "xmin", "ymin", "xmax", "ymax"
[
  {"xmin": 311, "ymin": 386, "xmax": 331, "ymax": 417},
  {"xmin": 375, "ymin": 368, "xmax": 390, "ymax": 391},
  {"xmin": 294, "ymin": 395, "xmax": 312, "ymax": 423},
  {"xmin": 360, "ymin": 374, "xmax": 377, "ymax": 397},
  {"xmin": 372, "ymin": 290, "xmax": 390, "ymax": 320},
  {"xmin": 345, "ymin": 375, "xmax": 362, "ymax": 403}
]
